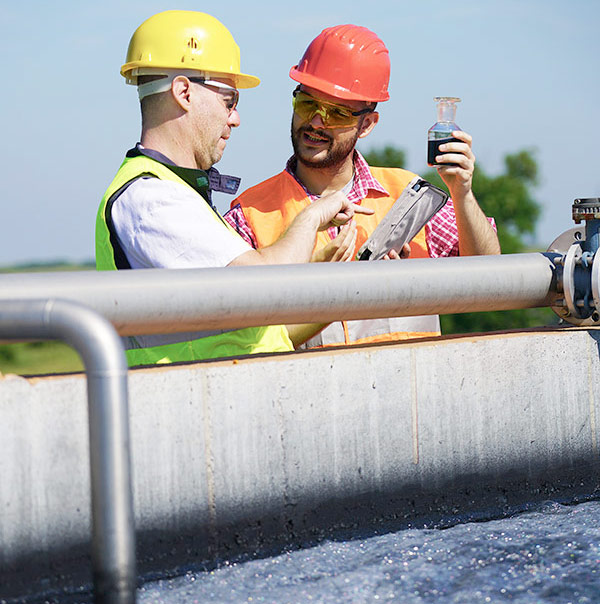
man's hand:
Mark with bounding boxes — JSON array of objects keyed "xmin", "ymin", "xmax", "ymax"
[
  {"xmin": 435, "ymin": 129, "xmax": 475, "ymax": 203},
  {"xmin": 382, "ymin": 243, "xmax": 411, "ymax": 260},
  {"xmin": 309, "ymin": 191, "xmax": 374, "ymax": 231},
  {"xmin": 230, "ymin": 192, "xmax": 373, "ymax": 267},
  {"xmin": 434, "ymin": 129, "xmax": 501, "ymax": 256},
  {"xmin": 311, "ymin": 221, "xmax": 358, "ymax": 263}
]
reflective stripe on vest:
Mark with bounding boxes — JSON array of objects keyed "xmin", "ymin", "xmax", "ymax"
[
  {"xmin": 96, "ymin": 154, "xmax": 293, "ymax": 366},
  {"xmin": 234, "ymin": 166, "xmax": 442, "ymax": 347}
]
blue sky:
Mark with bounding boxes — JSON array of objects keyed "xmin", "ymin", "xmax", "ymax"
[{"xmin": 1, "ymin": 0, "xmax": 598, "ymax": 265}]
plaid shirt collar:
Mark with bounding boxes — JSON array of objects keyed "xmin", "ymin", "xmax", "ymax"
[{"xmin": 285, "ymin": 150, "xmax": 388, "ymax": 204}]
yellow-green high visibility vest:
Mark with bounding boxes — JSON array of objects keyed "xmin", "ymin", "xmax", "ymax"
[{"xmin": 96, "ymin": 153, "xmax": 293, "ymax": 366}]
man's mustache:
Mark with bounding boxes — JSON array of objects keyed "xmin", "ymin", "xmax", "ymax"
[{"xmin": 298, "ymin": 125, "xmax": 333, "ymax": 142}]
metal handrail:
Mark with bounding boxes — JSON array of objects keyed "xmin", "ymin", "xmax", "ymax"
[
  {"xmin": 0, "ymin": 299, "xmax": 135, "ymax": 604},
  {"xmin": 0, "ymin": 253, "xmax": 560, "ymax": 336}
]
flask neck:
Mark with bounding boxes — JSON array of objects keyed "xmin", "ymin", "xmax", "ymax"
[{"xmin": 437, "ymin": 101, "xmax": 457, "ymax": 123}]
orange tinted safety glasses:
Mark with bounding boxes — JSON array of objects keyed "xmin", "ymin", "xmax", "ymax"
[{"xmin": 292, "ymin": 88, "xmax": 373, "ymax": 128}]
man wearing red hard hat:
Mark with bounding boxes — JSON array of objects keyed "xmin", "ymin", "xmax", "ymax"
[{"xmin": 226, "ymin": 24, "xmax": 500, "ymax": 348}]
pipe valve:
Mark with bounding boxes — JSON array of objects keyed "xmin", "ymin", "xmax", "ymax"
[{"xmin": 549, "ymin": 198, "xmax": 600, "ymax": 326}]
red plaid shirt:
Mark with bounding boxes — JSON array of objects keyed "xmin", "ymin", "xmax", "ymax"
[{"xmin": 224, "ymin": 151, "xmax": 494, "ymax": 257}]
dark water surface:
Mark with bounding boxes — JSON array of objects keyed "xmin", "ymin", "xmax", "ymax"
[{"xmin": 134, "ymin": 500, "xmax": 600, "ymax": 603}]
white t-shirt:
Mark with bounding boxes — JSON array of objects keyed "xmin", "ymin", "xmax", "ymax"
[{"xmin": 111, "ymin": 177, "xmax": 250, "ymax": 269}]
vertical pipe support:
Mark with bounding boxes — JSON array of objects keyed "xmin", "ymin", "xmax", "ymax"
[
  {"xmin": 0, "ymin": 299, "xmax": 136, "ymax": 604},
  {"xmin": 584, "ymin": 218, "xmax": 600, "ymax": 255}
]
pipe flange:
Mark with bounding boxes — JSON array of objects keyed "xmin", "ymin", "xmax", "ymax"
[
  {"xmin": 547, "ymin": 227, "xmax": 585, "ymax": 254},
  {"xmin": 591, "ymin": 250, "xmax": 600, "ymax": 323},
  {"xmin": 548, "ymin": 227, "xmax": 600, "ymax": 326},
  {"xmin": 563, "ymin": 242, "xmax": 583, "ymax": 320}
]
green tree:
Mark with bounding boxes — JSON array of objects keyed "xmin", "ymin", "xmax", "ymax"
[
  {"xmin": 362, "ymin": 146, "xmax": 407, "ymax": 171},
  {"xmin": 362, "ymin": 146, "xmax": 557, "ymax": 334}
]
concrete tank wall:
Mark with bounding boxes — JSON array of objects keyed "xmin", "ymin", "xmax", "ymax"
[{"xmin": 1, "ymin": 326, "xmax": 599, "ymax": 599}]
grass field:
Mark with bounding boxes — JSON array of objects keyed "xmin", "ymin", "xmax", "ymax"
[
  {"xmin": 0, "ymin": 260, "xmax": 94, "ymax": 274},
  {"xmin": 0, "ymin": 341, "xmax": 84, "ymax": 376},
  {"xmin": 0, "ymin": 261, "xmax": 92, "ymax": 376}
]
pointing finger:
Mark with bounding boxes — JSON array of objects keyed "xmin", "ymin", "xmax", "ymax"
[{"xmin": 353, "ymin": 204, "xmax": 375, "ymax": 215}]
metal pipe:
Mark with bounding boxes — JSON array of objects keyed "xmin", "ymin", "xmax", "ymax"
[
  {"xmin": 0, "ymin": 299, "xmax": 135, "ymax": 604},
  {"xmin": 0, "ymin": 253, "xmax": 559, "ymax": 335}
]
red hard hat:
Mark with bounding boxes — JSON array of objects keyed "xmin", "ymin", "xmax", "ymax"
[{"xmin": 289, "ymin": 24, "xmax": 390, "ymax": 103}]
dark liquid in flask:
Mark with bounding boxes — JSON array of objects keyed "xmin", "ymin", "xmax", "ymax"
[{"xmin": 427, "ymin": 136, "xmax": 461, "ymax": 167}]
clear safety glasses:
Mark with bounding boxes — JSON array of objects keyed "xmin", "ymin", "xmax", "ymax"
[
  {"xmin": 292, "ymin": 88, "xmax": 374, "ymax": 128},
  {"xmin": 189, "ymin": 77, "xmax": 239, "ymax": 113}
]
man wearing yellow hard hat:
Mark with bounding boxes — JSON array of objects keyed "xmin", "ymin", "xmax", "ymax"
[{"xmin": 96, "ymin": 11, "xmax": 372, "ymax": 366}]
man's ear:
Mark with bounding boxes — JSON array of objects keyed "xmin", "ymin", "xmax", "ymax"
[
  {"xmin": 358, "ymin": 111, "xmax": 379, "ymax": 139},
  {"xmin": 171, "ymin": 76, "xmax": 192, "ymax": 111}
]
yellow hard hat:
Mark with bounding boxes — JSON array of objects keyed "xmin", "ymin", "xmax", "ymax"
[{"xmin": 121, "ymin": 10, "xmax": 260, "ymax": 89}]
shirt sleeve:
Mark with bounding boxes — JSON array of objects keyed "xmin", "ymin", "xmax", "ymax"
[
  {"xmin": 426, "ymin": 197, "xmax": 496, "ymax": 258},
  {"xmin": 111, "ymin": 178, "xmax": 251, "ymax": 269},
  {"xmin": 223, "ymin": 204, "xmax": 258, "ymax": 249}
]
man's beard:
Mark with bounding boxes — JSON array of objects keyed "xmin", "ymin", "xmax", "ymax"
[{"xmin": 291, "ymin": 124, "xmax": 359, "ymax": 169}]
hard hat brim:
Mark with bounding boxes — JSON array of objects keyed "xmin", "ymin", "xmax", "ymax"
[
  {"xmin": 289, "ymin": 66, "xmax": 389, "ymax": 103},
  {"xmin": 121, "ymin": 62, "xmax": 260, "ymax": 89}
]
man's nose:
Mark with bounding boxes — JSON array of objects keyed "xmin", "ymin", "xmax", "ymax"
[
  {"xmin": 229, "ymin": 108, "xmax": 241, "ymax": 128},
  {"xmin": 309, "ymin": 110, "xmax": 326, "ymax": 129}
]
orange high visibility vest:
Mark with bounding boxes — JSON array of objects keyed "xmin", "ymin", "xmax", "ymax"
[{"xmin": 234, "ymin": 166, "xmax": 441, "ymax": 347}]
